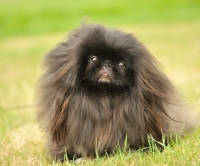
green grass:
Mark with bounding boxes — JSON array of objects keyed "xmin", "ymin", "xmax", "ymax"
[
  {"xmin": 0, "ymin": 20, "xmax": 200, "ymax": 165},
  {"xmin": 1, "ymin": 0, "xmax": 200, "ymax": 38}
]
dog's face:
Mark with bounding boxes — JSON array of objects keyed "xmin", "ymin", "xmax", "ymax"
[
  {"xmin": 76, "ymin": 26, "xmax": 138, "ymax": 90},
  {"xmin": 84, "ymin": 54, "xmax": 128, "ymax": 85}
]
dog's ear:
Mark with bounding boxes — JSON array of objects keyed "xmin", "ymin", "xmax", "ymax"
[
  {"xmin": 130, "ymin": 49, "xmax": 177, "ymax": 140},
  {"xmin": 43, "ymin": 42, "xmax": 78, "ymax": 87},
  {"xmin": 37, "ymin": 41, "xmax": 78, "ymax": 144}
]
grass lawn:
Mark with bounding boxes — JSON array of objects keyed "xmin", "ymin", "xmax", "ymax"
[
  {"xmin": 1, "ymin": 0, "xmax": 200, "ymax": 39},
  {"xmin": 0, "ymin": 20, "xmax": 200, "ymax": 165}
]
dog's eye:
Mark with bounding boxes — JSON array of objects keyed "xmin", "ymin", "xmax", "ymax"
[
  {"xmin": 89, "ymin": 56, "xmax": 98, "ymax": 63},
  {"xmin": 118, "ymin": 61, "xmax": 126, "ymax": 69}
]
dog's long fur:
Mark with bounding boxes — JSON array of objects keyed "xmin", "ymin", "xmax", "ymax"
[{"xmin": 37, "ymin": 24, "xmax": 194, "ymax": 161}]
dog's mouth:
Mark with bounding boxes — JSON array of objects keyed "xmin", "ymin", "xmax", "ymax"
[{"xmin": 98, "ymin": 72, "xmax": 111, "ymax": 83}]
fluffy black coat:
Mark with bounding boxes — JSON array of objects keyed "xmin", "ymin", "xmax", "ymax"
[{"xmin": 37, "ymin": 24, "xmax": 194, "ymax": 161}]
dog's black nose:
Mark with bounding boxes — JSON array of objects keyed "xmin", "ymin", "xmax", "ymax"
[{"xmin": 103, "ymin": 61, "xmax": 112, "ymax": 68}]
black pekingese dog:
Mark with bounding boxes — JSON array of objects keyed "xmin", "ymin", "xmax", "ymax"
[{"xmin": 37, "ymin": 24, "xmax": 194, "ymax": 161}]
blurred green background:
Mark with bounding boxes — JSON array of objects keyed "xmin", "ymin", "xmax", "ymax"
[
  {"xmin": 0, "ymin": 1, "xmax": 200, "ymax": 165},
  {"xmin": 1, "ymin": 0, "xmax": 200, "ymax": 38}
]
